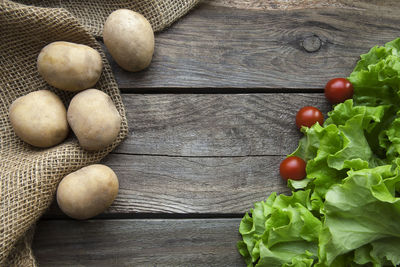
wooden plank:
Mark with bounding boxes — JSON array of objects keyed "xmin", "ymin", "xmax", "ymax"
[
  {"xmin": 110, "ymin": 2, "xmax": 400, "ymax": 89},
  {"xmin": 33, "ymin": 219, "xmax": 244, "ymax": 267},
  {"xmin": 45, "ymin": 93, "xmax": 332, "ymax": 217},
  {"xmin": 105, "ymin": 154, "xmax": 288, "ymax": 215},
  {"xmin": 204, "ymin": 0, "xmax": 346, "ymax": 10},
  {"xmin": 116, "ymin": 93, "xmax": 330, "ymax": 156},
  {"xmin": 45, "ymin": 153, "xmax": 289, "ymax": 217},
  {"xmin": 205, "ymin": 0, "xmax": 400, "ymax": 11}
]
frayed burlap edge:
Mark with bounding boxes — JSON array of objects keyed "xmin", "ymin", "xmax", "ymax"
[
  {"xmin": 14, "ymin": 0, "xmax": 201, "ymax": 37},
  {"xmin": 1, "ymin": 0, "xmax": 200, "ymax": 266},
  {"xmin": 0, "ymin": 1, "xmax": 130, "ymax": 266},
  {"xmin": 4, "ymin": 226, "xmax": 36, "ymax": 267},
  {"xmin": 1, "ymin": 0, "xmax": 200, "ymax": 265}
]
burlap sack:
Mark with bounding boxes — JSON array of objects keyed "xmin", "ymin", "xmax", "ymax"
[{"xmin": 0, "ymin": 0, "xmax": 199, "ymax": 266}]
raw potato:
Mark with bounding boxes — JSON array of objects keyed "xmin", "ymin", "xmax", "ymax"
[
  {"xmin": 67, "ymin": 89, "xmax": 121, "ymax": 151},
  {"xmin": 103, "ymin": 9, "xmax": 154, "ymax": 72},
  {"xmin": 9, "ymin": 90, "xmax": 68, "ymax": 148},
  {"xmin": 57, "ymin": 164, "xmax": 119, "ymax": 220},
  {"xmin": 37, "ymin": 41, "xmax": 103, "ymax": 92}
]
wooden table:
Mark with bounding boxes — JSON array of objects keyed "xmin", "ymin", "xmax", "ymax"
[{"xmin": 32, "ymin": 1, "xmax": 400, "ymax": 266}]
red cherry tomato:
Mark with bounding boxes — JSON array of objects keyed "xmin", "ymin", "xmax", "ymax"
[
  {"xmin": 325, "ymin": 78, "xmax": 354, "ymax": 104},
  {"xmin": 279, "ymin": 156, "xmax": 306, "ymax": 181},
  {"xmin": 296, "ymin": 106, "xmax": 324, "ymax": 129}
]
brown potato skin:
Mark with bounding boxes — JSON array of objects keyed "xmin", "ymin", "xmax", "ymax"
[
  {"xmin": 57, "ymin": 164, "xmax": 119, "ymax": 220},
  {"xmin": 9, "ymin": 90, "xmax": 69, "ymax": 148},
  {"xmin": 67, "ymin": 89, "xmax": 121, "ymax": 151},
  {"xmin": 103, "ymin": 9, "xmax": 154, "ymax": 72},
  {"xmin": 37, "ymin": 41, "xmax": 103, "ymax": 92}
]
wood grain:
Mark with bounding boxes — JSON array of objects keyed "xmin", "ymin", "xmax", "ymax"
[
  {"xmin": 110, "ymin": 2, "xmax": 400, "ymax": 90},
  {"xmin": 204, "ymin": 0, "xmax": 400, "ymax": 11},
  {"xmin": 45, "ymin": 93, "xmax": 329, "ymax": 217},
  {"xmin": 33, "ymin": 219, "xmax": 243, "ymax": 267},
  {"xmin": 32, "ymin": 1, "xmax": 400, "ymax": 266},
  {"xmin": 45, "ymin": 153, "xmax": 289, "ymax": 217},
  {"xmin": 106, "ymin": 154, "xmax": 289, "ymax": 215},
  {"xmin": 204, "ymin": 0, "xmax": 345, "ymax": 10},
  {"xmin": 116, "ymin": 93, "xmax": 330, "ymax": 156}
]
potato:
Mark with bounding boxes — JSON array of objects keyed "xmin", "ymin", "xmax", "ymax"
[
  {"xmin": 37, "ymin": 41, "xmax": 103, "ymax": 92},
  {"xmin": 103, "ymin": 9, "xmax": 154, "ymax": 72},
  {"xmin": 67, "ymin": 89, "xmax": 121, "ymax": 151},
  {"xmin": 57, "ymin": 164, "xmax": 119, "ymax": 220},
  {"xmin": 9, "ymin": 90, "xmax": 68, "ymax": 148}
]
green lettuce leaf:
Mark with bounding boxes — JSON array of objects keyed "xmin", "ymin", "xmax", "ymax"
[
  {"xmin": 318, "ymin": 163, "xmax": 400, "ymax": 266},
  {"xmin": 238, "ymin": 38, "xmax": 400, "ymax": 267},
  {"xmin": 238, "ymin": 190, "xmax": 321, "ymax": 267},
  {"xmin": 348, "ymin": 38, "xmax": 400, "ymax": 107},
  {"xmin": 290, "ymin": 100, "xmax": 385, "ymax": 201}
]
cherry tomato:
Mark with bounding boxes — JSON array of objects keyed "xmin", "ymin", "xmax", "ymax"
[
  {"xmin": 296, "ymin": 106, "xmax": 324, "ymax": 129},
  {"xmin": 279, "ymin": 156, "xmax": 306, "ymax": 181},
  {"xmin": 325, "ymin": 78, "xmax": 354, "ymax": 104}
]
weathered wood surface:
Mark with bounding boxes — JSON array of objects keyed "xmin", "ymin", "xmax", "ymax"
[
  {"xmin": 44, "ymin": 154, "xmax": 287, "ymax": 217},
  {"xmin": 111, "ymin": 1, "xmax": 400, "ymax": 90},
  {"xmin": 115, "ymin": 93, "xmax": 329, "ymax": 156},
  {"xmin": 33, "ymin": 219, "xmax": 243, "ymax": 267},
  {"xmin": 43, "ymin": 93, "xmax": 329, "ymax": 218},
  {"xmin": 204, "ymin": 0, "xmax": 345, "ymax": 10},
  {"xmin": 205, "ymin": 0, "xmax": 400, "ymax": 11},
  {"xmin": 34, "ymin": 1, "xmax": 400, "ymax": 266}
]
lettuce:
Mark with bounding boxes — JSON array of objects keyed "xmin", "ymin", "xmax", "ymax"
[
  {"xmin": 238, "ymin": 190, "xmax": 320, "ymax": 267},
  {"xmin": 238, "ymin": 38, "xmax": 400, "ymax": 266},
  {"xmin": 318, "ymin": 163, "xmax": 400, "ymax": 266}
]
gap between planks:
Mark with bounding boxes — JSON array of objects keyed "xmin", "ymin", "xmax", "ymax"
[
  {"xmin": 41, "ymin": 213, "xmax": 246, "ymax": 220},
  {"xmin": 110, "ymin": 151, "xmax": 283, "ymax": 158},
  {"xmin": 118, "ymin": 87, "xmax": 325, "ymax": 94}
]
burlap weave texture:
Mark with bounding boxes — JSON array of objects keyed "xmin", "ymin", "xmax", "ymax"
[{"xmin": 0, "ymin": 0, "xmax": 199, "ymax": 266}]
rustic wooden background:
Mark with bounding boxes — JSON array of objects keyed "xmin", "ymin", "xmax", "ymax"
[{"xmin": 32, "ymin": 0, "xmax": 400, "ymax": 266}]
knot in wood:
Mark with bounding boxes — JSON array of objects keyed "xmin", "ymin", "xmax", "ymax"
[{"xmin": 302, "ymin": 35, "xmax": 321, "ymax": 53}]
